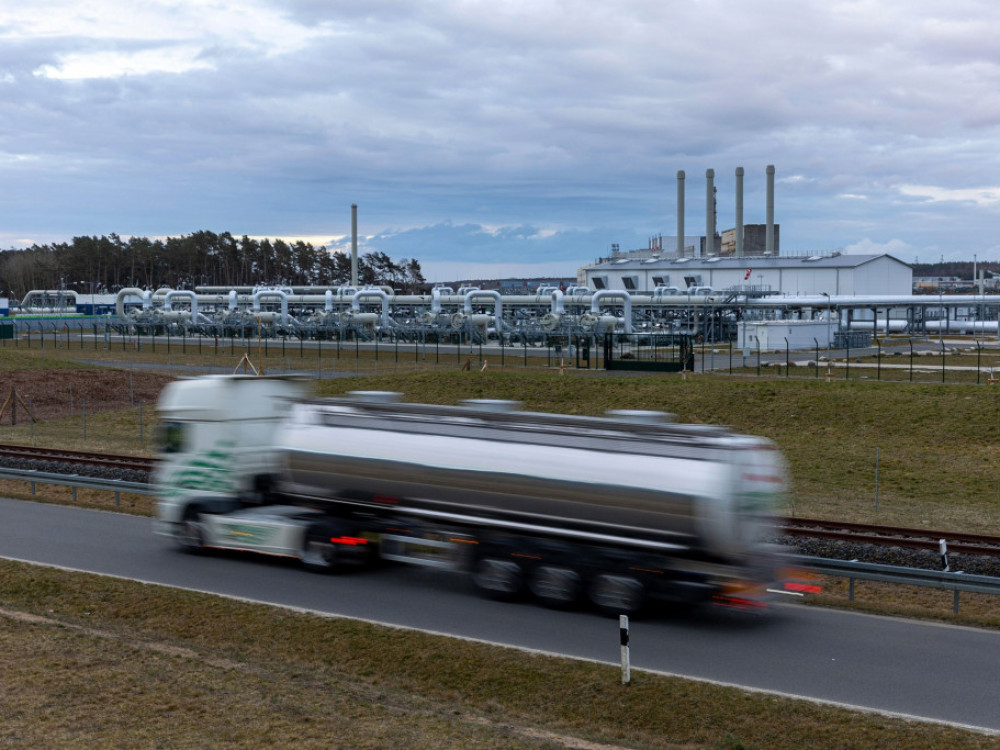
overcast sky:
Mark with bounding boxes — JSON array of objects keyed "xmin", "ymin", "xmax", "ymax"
[{"xmin": 3, "ymin": 1, "xmax": 999, "ymax": 281}]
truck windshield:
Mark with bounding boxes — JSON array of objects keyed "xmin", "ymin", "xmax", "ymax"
[{"xmin": 157, "ymin": 422, "xmax": 187, "ymax": 454}]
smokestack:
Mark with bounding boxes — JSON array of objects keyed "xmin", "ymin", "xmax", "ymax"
[
  {"xmin": 735, "ymin": 167, "xmax": 744, "ymax": 258},
  {"xmin": 765, "ymin": 165, "xmax": 775, "ymax": 255},
  {"xmin": 351, "ymin": 203, "xmax": 358, "ymax": 287},
  {"xmin": 676, "ymin": 170, "xmax": 685, "ymax": 257},
  {"xmin": 705, "ymin": 168, "xmax": 715, "ymax": 257}
]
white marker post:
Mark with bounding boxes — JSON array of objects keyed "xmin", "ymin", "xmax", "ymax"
[
  {"xmin": 619, "ymin": 614, "xmax": 631, "ymax": 684},
  {"xmin": 940, "ymin": 539, "xmax": 950, "ymax": 572}
]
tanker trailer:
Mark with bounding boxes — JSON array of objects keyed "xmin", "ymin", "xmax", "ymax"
[{"xmin": 153, "ymin": 375, "xmax": 789, "ymax": 614}]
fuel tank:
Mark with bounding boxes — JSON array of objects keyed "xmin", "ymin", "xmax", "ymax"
[{"xmin": 276, "ymin": 396, "xmax": 786, "ymax": 563}]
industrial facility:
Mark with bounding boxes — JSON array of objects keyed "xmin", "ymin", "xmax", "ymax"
[{"xmin": 4, "ymin": 171, "xmax": 997, "ymax": 348}]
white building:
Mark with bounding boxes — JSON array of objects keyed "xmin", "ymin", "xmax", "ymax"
[{"xmin": 583, "ymin": 253, "xmax": 912, "ymax": 297}]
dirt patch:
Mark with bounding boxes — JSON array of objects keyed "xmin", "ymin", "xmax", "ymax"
[{"xmin": 0, "ymin": 370, "xmax": 175, "ymax": 424}]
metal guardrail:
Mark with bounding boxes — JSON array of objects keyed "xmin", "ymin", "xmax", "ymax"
[
  {"xmin": 803, "ymin": 555, "xmax": 1000, "ymax": 613},
  {"xmin": 0, "ymin": 469, "xmax": 996, "ymax": 613},
  {"xmin": 0, "ymin": 467, "xmax": 155, "ymax": 506}
]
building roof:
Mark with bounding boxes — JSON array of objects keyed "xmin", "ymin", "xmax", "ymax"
[{"xmin": 587, "ymin": 253, "xmax": 909, "ymax": 272}]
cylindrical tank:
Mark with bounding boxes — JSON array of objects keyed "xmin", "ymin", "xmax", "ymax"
[{"xmin": 276, "ymin": 399, "xmax": 786, "ymax": 563}]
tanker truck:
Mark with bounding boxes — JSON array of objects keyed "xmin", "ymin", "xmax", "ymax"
[{"xmin": 153, "ymin": 375, "xmax": 791, "ymax": 614}]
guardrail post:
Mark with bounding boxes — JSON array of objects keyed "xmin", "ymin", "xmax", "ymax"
[
  {"xmin": 954, "ymin": 590, "xmax": 960, "ymax": 614},
  {"xmin": 849, "ymin": 577, "xmax": 855, "ymax": 601}
]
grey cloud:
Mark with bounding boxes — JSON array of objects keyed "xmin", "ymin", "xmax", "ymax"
[{"xmin": 3, "ymin": 1, "xmax": 1000, "ymax": 268}]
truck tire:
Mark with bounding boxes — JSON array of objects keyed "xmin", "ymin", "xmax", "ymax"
[
  {"xmin": 176, "ymin": 512, "xmax": 205, "ymax": 554},
  {"xmin": 301, "ymin": 531, "xmax": 339, "ymax": 573},
  {"xmin": 528, "ymin": 565, "xmax": 581, "ymax": 608},
  {"xmin": 472, "ymin": 557, "xmax": 524, "ymax": 600},
  {"xmin": 588, "ymin": 574, "xmax": 645, "ymax": 617}
]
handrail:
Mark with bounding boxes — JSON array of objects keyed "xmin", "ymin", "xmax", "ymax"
[
  {"xmin": 801, "ymin": 555, "xmax": 1000, "ymax": 612},
  {"xmin": 0, "ymin": 467, "xmax": 155, "ymax": 506}
]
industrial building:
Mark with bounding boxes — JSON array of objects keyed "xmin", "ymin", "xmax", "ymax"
[{"xmin": 583, "ymin": 253, "xmax": 913, "ymax": 297}]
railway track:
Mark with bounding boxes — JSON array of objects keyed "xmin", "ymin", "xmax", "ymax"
[
  {"xmin": 782, "ymin": 516, "xmax": 1000, "ymax": 557},
  {"xmin": 0, "ymin": 444, "xmax": 155, "ymax": 474}
]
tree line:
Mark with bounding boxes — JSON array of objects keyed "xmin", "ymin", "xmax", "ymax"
[{"xmin": 0, "ymin": 231, "xmax": 426, "ymax": 299}]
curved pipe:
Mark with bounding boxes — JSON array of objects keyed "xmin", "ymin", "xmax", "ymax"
[
  {"xmin": 20, "ymin": 289, "xmax": 78, "ymax": 311},
  {"xmin": 228, "ymin": 290, "xmax": 238, "ymax": 311},
  {"xmin": 590, "ymin": 290, "xmax": 633, "ymax": 334},
  {"xmin": 325, "ymin": 289, "xmax": 333, "ymax": 312},
  {"xmin": 351, "ymin": 289, "xmax": 390, "ymax": 328},
  {"xmin": 252, "ymin": 290, "xmax": 289, "ymax": 324},
  {"xmin": 550, "ymin": 289, "xmax": 565, "ymax": 315},
  {"xmin": 115, "ymin": 288, "xmax": 148, "ymax": 321},
  {"xmin": 164, "ymin": 290, "xmax": 199, "ymax": 322},
  {"xmin": 463, "ymin": 290, "xmax": 505, "ymax": 332}
]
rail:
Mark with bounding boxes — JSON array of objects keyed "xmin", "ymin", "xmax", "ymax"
[
  {"xmin": 0, "ymin": 467, "xmax": 155, "ymax": 506},
  {"xmin": 783, "ymin": 516, "xmax": 1000, "ymax": 556},
  {"xmin": 0, "ymin": 444, "xmax": 155, "ymax": 474},
  {"xmin": 802, "ymin": 556, "xmax": 1000, "ymax": 613}
]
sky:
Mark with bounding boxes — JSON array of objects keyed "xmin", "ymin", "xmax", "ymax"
[{"xmin": 2, "ymin": 1, "xmax": 1000, "ymax": 282}]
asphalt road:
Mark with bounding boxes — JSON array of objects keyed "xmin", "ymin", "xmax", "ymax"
[{"xmin": 1, "ymin": 497, "xmax": 999, "ymax": 735}]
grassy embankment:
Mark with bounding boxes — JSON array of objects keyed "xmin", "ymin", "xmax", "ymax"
[{"xmin": 2, "ymin": 347, "xmax": 1000, "ymax": 747}]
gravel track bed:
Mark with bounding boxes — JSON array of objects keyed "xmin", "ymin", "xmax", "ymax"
[
  {"xmin": 0, "ymin": 457, "xmax": 149, "ymax": 485},
  {"xmin": 779, "ymin": 536, "xmax": 1000, "ymax": 577}
]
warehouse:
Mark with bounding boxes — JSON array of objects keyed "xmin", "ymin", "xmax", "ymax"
[{"xmin": 582, "ymin": 253, "xmax": 912, "ymax": 297}]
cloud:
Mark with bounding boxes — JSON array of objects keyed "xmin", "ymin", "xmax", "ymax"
[
  {"xmin": 898, "ymin": 184, "xmax": 1000, "ymax": 206},
  {"xmin": 844, "ymin": 238, "xmax": 913, "ymax": 257},
  {"xmin": 4, "ymin": 0, "xmax": 1000, "ymax": 275}
]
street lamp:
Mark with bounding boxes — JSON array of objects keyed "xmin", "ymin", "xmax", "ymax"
[{"xmin": 820, "ymin": 292, "xmax": 832, "ymax": 375}]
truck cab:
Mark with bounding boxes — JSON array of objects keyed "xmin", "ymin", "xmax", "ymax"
[{"xmin": 153, "ymin": 376, "xmax": 307, "ymax": 530}]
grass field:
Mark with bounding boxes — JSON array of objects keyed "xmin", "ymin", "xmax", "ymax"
[{"xmin": 3, "ymin": 347, "xmax": 1000, "ymax": 747}]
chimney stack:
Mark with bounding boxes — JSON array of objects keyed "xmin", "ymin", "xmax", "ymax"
[
  {"xmin": 351, "ymin": 204, "xmax": 358, "ymax": 287},
  {"xmin": 705, "ymin": 168, "xmax": 715, "ymax": 257},
  {"xmin": 765, "ymin": 165, "xmax": 775, "ymax": 255},
  {"xmin": 676, "ymin": 170, "xmax": 685, "ymax": 256},
  {"xmin": 735, "ymin": 167, "xmax": 744, "ymax": 258}
]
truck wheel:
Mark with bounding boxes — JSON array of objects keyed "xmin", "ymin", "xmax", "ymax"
[
  {"xmin": 176, "ymin": 514, "xmax": 205, "ymax": 554},
  {"xmin": 529, "ymin": 565, "xmax": 581, "ymax": 608},
  {"xmin": 301, "ymin": 534, "xmax": 338, "ymax": 573},
  {"xmin": 472, "ymin": 558, "xmax": 523, "ymax": 600},
  {"xmin": 589, "ymin": 574, "xmax": 645, "ymax": 617}
]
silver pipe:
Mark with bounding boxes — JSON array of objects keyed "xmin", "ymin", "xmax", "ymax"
[
  {"xmin": 351, "ymin": 288, "xmax": 390, "ymax": 327},
  {"xmin": 735, "ymin": 166, "xmax": 744, "ymax": 258},
  {"xmin": 705, "ymin": 168, "xmax": 715, "ymax": 257},
  {"xmin": 676, "ymin": 170, "xmax": 685, "ymax": 256},
  {"xmin": 766, "ymin": 165, "xmax": 775, "ymax": 255},
  {"xmin": 591, "ymin": 290, "xmax": 633, "ymax": 334},
  {"xmin": 351, "ymin": 203, "xmax": 358, "ymax": 288}
]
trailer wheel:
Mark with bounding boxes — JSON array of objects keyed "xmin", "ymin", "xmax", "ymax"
[
  {"xmin": 589, "ymin": 574, "xmax": 645, "ymax": 617},
  {"xmin": 472, "ymin": 557, "xmax": 524, "ymax": 600},
  {"xmin": 529, "ymin": 565, "xmax": 581, "ymax": 608}
]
